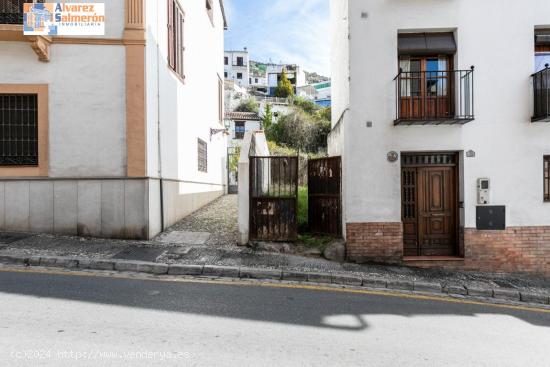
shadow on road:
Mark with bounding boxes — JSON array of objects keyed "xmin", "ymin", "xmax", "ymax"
[{"xmin": 0, "ymin": 270, "xmax": 549, "ymax": 331}]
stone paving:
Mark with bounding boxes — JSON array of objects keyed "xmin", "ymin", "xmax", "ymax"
[{"xmin": 155, "ymin": 194, "xmax": 239, "ymax": 247}]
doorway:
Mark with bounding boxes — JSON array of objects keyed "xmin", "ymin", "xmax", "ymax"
[{"xmin": 401, "ymin": 152, "xmax": 459, "ymax": 256}]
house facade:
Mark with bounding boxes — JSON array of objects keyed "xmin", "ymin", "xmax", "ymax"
[
  {"xmin": 0, "ymin": 0, "xmax": 228, "ymax": 239},
  {"xmin": 330, "ymin": 0, "xmax": 550, "ymax": 275},
  {"xmin": 266, "ymin": 63, "xmax": 306, "ymax": 96},
  {"xmin": 224, "ymin": 49, "xmax": 250, "ymax": 88},
  {"xmin": 225, "ymin": 111, "xmax": 262, "ymax": 148}
]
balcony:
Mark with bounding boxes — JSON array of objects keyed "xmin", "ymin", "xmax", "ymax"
[
  {"xmin": 532, "ymin": 65, "xmax": 550, "ymax": 122},
  {"xmin": 0, "ymin": 0, "xmax": 50, "ymax": 61},
  {"xmin": 394, "ymin": 67, "xmax": 475, "ymax": 125},
  {"xmin": 1, "ymin": 0, "xmax": 43, "ymax": 25}
]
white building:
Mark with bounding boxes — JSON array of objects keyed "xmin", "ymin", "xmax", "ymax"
[
  {"xmin": 225, "ymin": 112, "xmax": 262, "ymax": 148},
  {"xmin": 224, "ymin": 49, "xmax": 250, "ymax": 88},
  {"xmin": 298, "ymin": 81, "xmax": 331, "ymax": 107},
  {"xmin": 266, "ymin": 63, "xmax": 306, "ymax": 96},
  {"xmin": 330, "ymin": 0, "xmax": 550, "ymax": 275},
  {"xmin": 0, "ymin": 0, "xmax": 228, "ymax": 239},
  {"xmin": 249, "ymin": 68, "xmax": 268, "ymax": 95}
]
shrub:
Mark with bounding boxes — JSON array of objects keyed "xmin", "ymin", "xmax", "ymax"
[
  {"xmin": 234, "ymin": 98, "xmax": 259, "ymax": 113},
  {"xmin": 293, "ymin": 96, "xmax": 319, "ymax": 114}
]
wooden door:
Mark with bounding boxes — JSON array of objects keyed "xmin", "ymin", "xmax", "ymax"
[
  {"xmin": 417, "ymin": 166, "xmax": 457, "ymax": 256},
  {"xmin": 401, "ymin": 153, "xmax": 458, "ymax": 257}
]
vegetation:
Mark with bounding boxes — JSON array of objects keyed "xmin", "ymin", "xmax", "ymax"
[
  {"xmin": 261, "ymin": 103, "xmax": 273, "ymax": 130},
  {"xmin": 292, "ymin": 96, "xmax": 318, "ymax": 114},
  {"xmin": 274, "ymin": 69, "xmax": 294, "ymax": 98},
  {"xmin": 265, "ymin": 109, "xmax": 330, "ymax": 154},
  {"xmin": 297, "ymin": 186, "xmax": 308, "ymax": 231},
  {"xmin": 317, "ymin": 106, "xmax": 331, "ymax": 122},
  {"xmin": 297, "ymin": 233, "xmax": 334, "ymax": 249},
  {"xmin": 229, "ymin": 146, "xmax": 241, "ymax": 172},
  {"xmin": 234, "ymin": 97, "xmax": 259, "ymax": 113}
]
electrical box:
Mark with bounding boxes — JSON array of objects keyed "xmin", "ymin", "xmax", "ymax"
[
  {"xmin": 476, "ymin": 206, "xmax": 506, "ymax": 230},
  {"xmin": 477, "ymin": 178, "xmax": 490, "ymax": 205}
]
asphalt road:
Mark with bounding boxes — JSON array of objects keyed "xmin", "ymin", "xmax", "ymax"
[{"xmin": 0, "ymin": 269, "xmax": 549, "ymax": 367}]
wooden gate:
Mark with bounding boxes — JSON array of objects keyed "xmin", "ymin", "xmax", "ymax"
[
  {"xmin": 249, "ymin": 156, "xmax": 298, "ymax": 241},
  {"xmin": 308, "ymin": 156, "xmax": 342, "ymax": 237}
]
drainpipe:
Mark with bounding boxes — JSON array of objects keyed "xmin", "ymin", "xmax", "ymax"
[{"xmin": 156, "ymin": 5, "xmax": 164, "ymax": 231}]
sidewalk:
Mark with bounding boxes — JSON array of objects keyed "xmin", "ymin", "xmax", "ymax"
[{"xmin": 0, "ymin": 229, "xmax": 549, "ymax": 307}]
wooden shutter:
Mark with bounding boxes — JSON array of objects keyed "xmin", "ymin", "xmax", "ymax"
[
  {"xmin": 167, "ymin": 0, "xmax": 175, "ymax": 70},
  {"xmin": 177, "ymin": 10, "xmax": 184, "ymax": 77}
]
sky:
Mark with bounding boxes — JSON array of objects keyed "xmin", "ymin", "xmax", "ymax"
[{"xmin": 223, "ymin": 0, "xmax": 330, "ymax": 77}]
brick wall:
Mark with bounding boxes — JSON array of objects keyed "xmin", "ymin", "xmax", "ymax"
[
  {"xmin": 346, "ymin": 223, "xmax": 550, "ymax": 276},
  {"xmin": 463, "ymin": 227, "xmax": 550, "ymax": 276},
  {"xmin": 346, "ymin": 222, "xmax": 403, "ymax": 264}
]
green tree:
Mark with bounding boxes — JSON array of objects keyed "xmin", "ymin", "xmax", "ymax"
[
  {"xmin": 274, "ymin": 69, "xmax": 294, "ymax": 98},
  {"xmin": 234, "ymin": 98, "xmax": 259, "ymax": 113},
  {"xmin": 261, "ymin": 103, "xmax": 273, "ymax": 130}
]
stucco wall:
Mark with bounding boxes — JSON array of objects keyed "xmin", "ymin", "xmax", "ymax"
[
  {"xmin": 144, "ymin": 0, "xmax": 227, "ymax": 234},
  {"xmin": 0, "ymin": 42, "xmax": 126, "ymax": 177},
  {"xmin": 145, "ymin": 0, "xmax": 226, "ymax": 184},
  {"xmin": 342, "ymin": 0, "xmax": 550, "ymax": 228}
]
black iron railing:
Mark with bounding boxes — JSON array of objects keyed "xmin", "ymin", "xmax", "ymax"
[
  {"xmin": 394, "ymin": 66, "xmax": 475, "ymax": 125},
  {"xmin": 0, "ymin": 0, "xmax": 43, "ymax": 25},
  {"xmin": 532, "ymin": 64, "xmax": 550, "ymax": 122}
]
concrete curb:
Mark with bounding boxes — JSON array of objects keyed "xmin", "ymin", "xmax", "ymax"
[{"xmin": 1, "ymin": 254, "xmax": 549, "ymax": 307}]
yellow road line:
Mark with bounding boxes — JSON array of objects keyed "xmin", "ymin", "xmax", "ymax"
[{"xmin": 1, "ymin": 265, "xmax": 549, "ymax": 314}]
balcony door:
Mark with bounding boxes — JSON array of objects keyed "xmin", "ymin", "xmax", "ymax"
[{"xmin": 399, "ymin": 56, "xmax": 453, "ymax": 120}]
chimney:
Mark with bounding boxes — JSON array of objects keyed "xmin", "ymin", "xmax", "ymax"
[{"xmin": 244, "ymin": 47, "xmax": 248, "ymax": 52}]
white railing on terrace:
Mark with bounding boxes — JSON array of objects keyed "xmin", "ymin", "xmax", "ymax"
[{"xmin": 253, "ymin": 96, "xmax": 289, "ymax": 105}]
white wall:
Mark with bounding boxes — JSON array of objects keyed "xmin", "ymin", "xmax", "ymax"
[
  {"xmin": 340, "ymin": 0, "xmax": 550, "ymax": 228},
  {"xmin": 145, "ymin": 0, "xmax": 226, "ymax": 187},
  {"xmin": 0, "ymin": 41, "xmax": 126, "ymax": 177},
  {"xmin": 238, "ymin": 131, "xmax": 270, "ymax": 244},
  {"xmin": 227, "ymin": 119, "xmax": 262, "ymax": 147}
]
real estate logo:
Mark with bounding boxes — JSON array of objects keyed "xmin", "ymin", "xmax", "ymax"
[{"xmin": 23, "ymin": 3, "xmax": 105, "ymax": 36}]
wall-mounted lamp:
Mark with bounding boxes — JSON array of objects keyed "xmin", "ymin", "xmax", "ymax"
[{"xmin": 210, "ymin": 128, "xmax": 228, "ymax": 141}]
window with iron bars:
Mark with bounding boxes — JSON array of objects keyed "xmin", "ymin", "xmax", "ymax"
[
  {"xmin": 198, "ymin": 138, "xmax": 207, "ymax": 172},
  {"xmin": 0, "ymin": 0, "xmax": 44, "ymax": 25},
  {"xmin": 0, "ymin": 94, "xmax": 39, "ymax": 166}
]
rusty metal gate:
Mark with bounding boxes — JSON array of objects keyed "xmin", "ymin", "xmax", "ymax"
[
  {"xmin": 249, "ymin": 156, "xmax": 298, "ymax": 241},
  {"xmin": 308, "ymin": 156, "xmax": 342, "ymax": 236}
]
